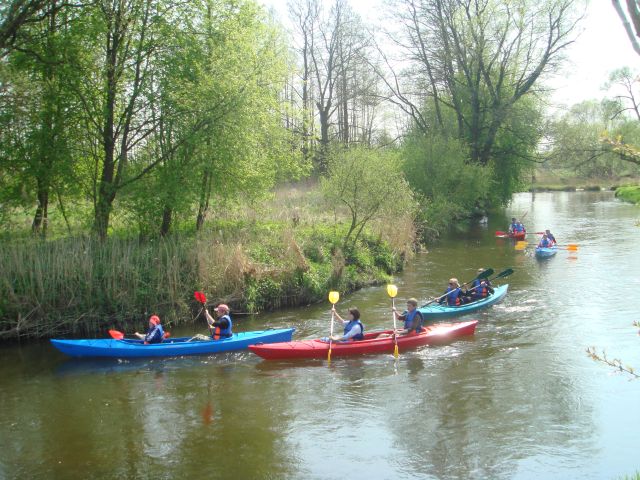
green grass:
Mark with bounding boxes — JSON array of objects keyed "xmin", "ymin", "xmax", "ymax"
[
  {"xmin": 0, "ymin": 182, "xmax": 414, "ymax": 339},
  {"xmin": 615, "ymin": 185, "xmax": 640, "ymax": 205}
]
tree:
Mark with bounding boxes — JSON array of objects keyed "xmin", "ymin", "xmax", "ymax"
[
  {"xmin": 377, "ymin": 0, "xmax": 580, "ymax": 195},
  {"xmin": 612, "ymin": 0, "xmax": 640, "ymax": 56},
  {"xmin": 321, "ymin": 146, "xmax": 415, "ymax": 247},
  {"xmin": 288, "ymin": 0, "xmax": 382, "ymax": 173}
]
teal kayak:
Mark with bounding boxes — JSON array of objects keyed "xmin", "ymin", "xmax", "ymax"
[
  {"xmin": 51, "ymin": 328, "xmax": 295, "ymax": 358},
  {"xmin": 535, "ymin": 246, "xmax": 558, "ymax": 258},
  {"xmin": 418, "ymin": 284, "xmax": 509, "ymax": 319}
]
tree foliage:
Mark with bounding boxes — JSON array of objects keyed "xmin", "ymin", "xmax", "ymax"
[{"xmin": 321, "ymin": 146, "xmax": 415, "ymax": 247}]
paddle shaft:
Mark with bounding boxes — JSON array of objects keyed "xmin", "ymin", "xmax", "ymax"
[
  {"xmin": 459, "ymin": 268, "xmax": 513, "ymax": 294},
  {"xmin": 392, "ymin": 297, "xmax": 399, "ymax": 357},
  {"xmin": 328, "ymin": 303, "xmax": 336, "ymax": 362}
]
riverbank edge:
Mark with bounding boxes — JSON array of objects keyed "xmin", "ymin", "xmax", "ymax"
[
  {"xmin": 0, "ymin": 225, "xmax": 410, "ymax": 341},
  {"xmin": 614, "ymin": 185, "xmax": 640, "ymax": 205}
]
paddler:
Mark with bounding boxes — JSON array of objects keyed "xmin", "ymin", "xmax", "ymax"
[{"xmin": 204, "ymin": 304, "xmax": 233, "ymax": 340}]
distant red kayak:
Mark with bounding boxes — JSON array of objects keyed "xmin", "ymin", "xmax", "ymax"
[
  {"xmin": 248, "ymin": 320, "xmax": 478, "ymax": 360},
  {"xmin": 495, "ymin": 230, "xmax": 526, "ymax": 240}
]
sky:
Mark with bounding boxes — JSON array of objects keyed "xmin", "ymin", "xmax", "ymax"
[{"xmin": 259, "ymin": 0, "xmax": 639, "ymax": 109}]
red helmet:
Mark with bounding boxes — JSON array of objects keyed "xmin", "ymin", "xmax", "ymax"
[{"xmin": 149, "ymin": 315, "xmax": 161, "ymax": 326}]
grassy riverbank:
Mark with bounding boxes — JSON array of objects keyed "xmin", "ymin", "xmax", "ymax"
[
  {"xmin": 526, "ymin": 172, "xmax": 640, "ymax": 192},
  {"xmin": 615, "ymin": 186, "xmax": 640, "ymax": 205},
  {"xmin": 0, "ymin": 185, "xmax": 415, "ymax": 339}
]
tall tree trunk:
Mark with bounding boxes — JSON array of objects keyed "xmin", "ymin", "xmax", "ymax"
[
  {"xmin": 160, "ymin": 206, "xmax": 172, "ymax": 236},
  {"xmin": 31, "ymin": 0, "xmax": 57, "ymax": 238},
  {"xmin": 94, "ymin": 5, "xmax": 121, "ymax": 240},
  {"xmin": 196, "ymin": 169, "xmax": 212, "ymax": 231}
]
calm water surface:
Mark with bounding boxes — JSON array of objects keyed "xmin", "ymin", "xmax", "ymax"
[{"xmin": 1, "ymin": 191, "xmax": 639, "ymax": 479}]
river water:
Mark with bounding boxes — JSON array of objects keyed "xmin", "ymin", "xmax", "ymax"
[{"xmin": 1, "ymin": 191, "xmax": 639, "ymax": 480}]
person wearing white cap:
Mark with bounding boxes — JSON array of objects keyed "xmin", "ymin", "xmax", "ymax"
[{"xmin": 204, "ymin": 304, "xmax": 233, "ymax": 340}]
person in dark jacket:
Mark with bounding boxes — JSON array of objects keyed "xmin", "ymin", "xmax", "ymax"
[{"xmin": 135, "ymin": 315, "xmax": 164, "ymax": 344}]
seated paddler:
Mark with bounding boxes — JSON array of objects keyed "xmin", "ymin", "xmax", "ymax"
[
  {"xmin": 391, "ymin": 298, "xmax": 425, "ymax": 336},
  {"xmin": 205, "ymin": 303, "xmax": 233, "ymax": 340},
  {"xmin": 467, "ymin": 268, "xmax": 494, "ymax": 301},
  {"xmin": 438, "ymin": 278, "xmax": 466, "ymax": 306},
  {"xmin": 330, "ymin": 307, "xmax": 365, "ymax": 341},
  {"xmin": 134, "ymin": 315, "xmax": 164, "ymax": 344}
]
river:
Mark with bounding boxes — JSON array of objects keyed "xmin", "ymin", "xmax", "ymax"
[{"xmin": 1, "ymin": 191, "xmax": 639, "ymax": 480}]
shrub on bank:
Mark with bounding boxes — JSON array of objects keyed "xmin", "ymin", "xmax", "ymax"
[{"xmin": 615, "ymin": 185, "xmax": 640, "ymax": 204}]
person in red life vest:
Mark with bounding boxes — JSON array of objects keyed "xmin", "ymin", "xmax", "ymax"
[
  {"xmin": 204, "ymin": 304, "xmax": 233, "ymax": 340},
  {"xmin": 438, "ymin": 278, "xmax": 466, "ymax": 306},
  {"xmin": 467, "ymin": 268, "xmax": 494, "ymax": 301},
  {"xmin": 330, "ymin": 306, "xmax": 365, "ymax": 341},
  {"xmin": 134, "ymin": 315, "xmax": 164, "ymax": 344},
  {"xmin": 538, "ymin": 234, "xmax": 552, "ymax": 248}
]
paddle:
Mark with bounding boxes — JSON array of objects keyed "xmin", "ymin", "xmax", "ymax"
[
  {"xmin": 327, "ymin": 291, "xmax": 339, "ymax": 363},
  {"xmin": 515, "ymin": 241, "xmax": 578, "ymax": 251},
  {"xmin": 108, "ymin": 329, "xmax": 171, "ymax": 340},
  {"xmin": 108, "ymin": 329, "xmax": 125, "ymax": 340},
  {"xmin": 194, "ymin": 290, "xmax": 213, "ymax": 336},
  {"xmin": 464, "ymin": 268, "xmax": 514, "ymax": 296},
  {"xmin": 420, "ymin": 268, "xmax": 494, "ymax": 308},
  {"xmin": 387, "ymin": 284, "xmax": 399, "ymax": 358}
]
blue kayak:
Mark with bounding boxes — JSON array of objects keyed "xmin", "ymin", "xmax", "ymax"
[
  {"xmin": 50, "ymin": 328, "xmax": 295, "ymax": 358},
  {"xmin": 418, "ymin": 284, "xmax": 509, "ymax": 319},
  {"xmin": 535, "ymin": 246, "xmax": 557, "ymax": 258}
]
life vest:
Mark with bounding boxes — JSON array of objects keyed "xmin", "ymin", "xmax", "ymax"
[
  {"xmin": 344, "ymin": 319, "xmax": 364, "ymax": 341},
  {"xmin": 144, "ymin": 324, "xmax": 164, "ymax": 344},
  {"xmin": 539, "ymin": 238, "xmax": 551, "ymax": 248},
  {"xmin": 403, "ymin": 309, "xmax": 424, "ymax": 333},
  {"xmin": 515, "ymin": 223, "xmax": 525, "ymax": 233},
  {"xmin": 213, "ymin": 314, "xmax": 233, "ymax": 340},
  {"xmin": 445, "ymin": 287, "xmax": 462, "ymax": 306},
  {"xmin": 471, "ymin": 279, "xmax": 488, "ymax": 298},
  {"xmin": 547, "ymin": 234, "xmax": 556, "ymax": 245}
]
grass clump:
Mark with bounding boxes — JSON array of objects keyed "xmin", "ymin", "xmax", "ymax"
[{"xmin": 615, "ymin": 185, "xmax": 640, "ymax": 205}]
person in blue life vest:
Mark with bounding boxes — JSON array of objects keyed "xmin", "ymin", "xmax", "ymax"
[
  {"xmin": 467, "ymin": 268, "xmax": 494, "ymax": 301},
  {"xmin": 204, "ymin": 304, "xmax": 233, "ymax": 340},
  {"xmin": 377, "ymin": 298, "xmax": 424, "ymax": 338},
  {"xmin": 508, "ymin": 217, "xmax": 518, "ymax": 234},
  {"xmin": 545, "ymin": 229, "xmax": 557, "ymax": 245},
  {"xmin": 134, "ymin": 315, "xmax": 164, "ymax": 344},
  {"xmin": 394, "ymin": 298, "xmax": 425, "ymax": 335},
  {"xmin": 438, "ymin": 278, "xmax": 467, "ymax": 306},
  {"xmin": 514, "ymin": 221, "xmax": 526, "ymax": 235},
  {"xmin": 538, "ymin": 233, "xmax": 552, "ymax": 248},
  {"xmin": 330, "ymin": 307, "xmax": 365, "ymax": 341}
]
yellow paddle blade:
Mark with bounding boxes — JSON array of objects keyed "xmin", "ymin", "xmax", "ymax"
[
  {"xmin": 328, "ymin": 291, "xmax": 340, "ymax": 304},
  {"xmin": 327, "ymin": 348, "xmax": 332, "ymax": 363},
  {"xmin": 386, "ymin": 284, "xmax": 398, "ymax": 298},
  {"xmin": 566, "ymin": 244, "xmax": 578, "ymax": 251},
  {"xmin": 394, "ymin": 344, "xmax": 399, "ymax": 358},
  {"xmin": 515, "ymin": 241, "xmax": 528, "ymax": 250}
]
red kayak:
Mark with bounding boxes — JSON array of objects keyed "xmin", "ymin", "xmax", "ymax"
[
  {"xmin": 495, "ymin": 230, "xmax": 526, "ymax": 240},
  {"xmin": 248, "ymin": 320, "xmax": 478, "ymax": 360}
]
